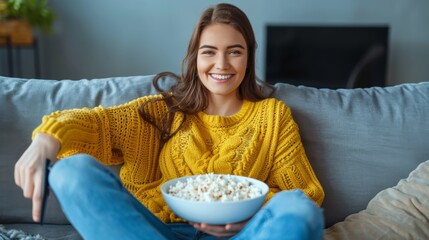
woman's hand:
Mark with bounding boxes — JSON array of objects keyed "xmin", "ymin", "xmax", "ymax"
[
  {"xmin": 189, "ymin": 221, "xmax": 248, "ymax": 238},
  {"xmin": 14, "ymin": 133, "xmax": 60, "ymax": 222}
]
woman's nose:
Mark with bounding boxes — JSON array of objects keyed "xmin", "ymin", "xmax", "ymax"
[{"xmin": 215, "ymin": 55, "xmax": 230, "ymax": 70}]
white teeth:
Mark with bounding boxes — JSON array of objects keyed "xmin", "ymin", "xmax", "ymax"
[{"xmin": 211, "ymin": 74, "xmax": 232, "ymax": 80}]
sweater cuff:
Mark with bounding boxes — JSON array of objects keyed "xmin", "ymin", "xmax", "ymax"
[{"xmin": 32, "ymin": 116, "xmax": 70, "ymax": 147}]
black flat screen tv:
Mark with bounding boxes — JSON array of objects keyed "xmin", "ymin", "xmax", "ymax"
[{"xmin": 265, "ymin": 25, "xmax": 389, "ymax": 88}]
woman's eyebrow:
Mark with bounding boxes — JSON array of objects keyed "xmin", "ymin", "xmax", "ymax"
[
  {"xmin": 199, "ymin": 44, "xmax": 245, "ymax": 49},
  {"xmin": 227, "ymin": 44, "xmax": 245, "ymax": 49}
]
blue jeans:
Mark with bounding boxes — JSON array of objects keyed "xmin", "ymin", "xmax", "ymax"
[{"xmin": 49, "ymin": 154, "xmax": 324, "ymax": 240}]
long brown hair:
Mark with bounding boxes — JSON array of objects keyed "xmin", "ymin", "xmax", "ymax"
[{"xmin": 139, "ymin": 3, "xmax": 269, "ymax": 143}]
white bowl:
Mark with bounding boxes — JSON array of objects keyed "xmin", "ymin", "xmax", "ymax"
[{"xmin": 161, "ymin": 174, "xmax": 269, "ymax": 225}]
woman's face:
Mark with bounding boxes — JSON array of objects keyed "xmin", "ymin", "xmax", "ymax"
[{"xmin": 197, "ymin": 23, "xmax": 248, "ymax": 100}]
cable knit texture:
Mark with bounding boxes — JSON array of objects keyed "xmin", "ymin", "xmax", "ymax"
[{"xmin": 33, "ymin": 95, "xmax": 324, "ymax": 223}]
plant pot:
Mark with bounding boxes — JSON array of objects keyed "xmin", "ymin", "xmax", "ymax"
[{"xmin": 0, "ymin": 19, "xmax": 33, "ymax": 46}]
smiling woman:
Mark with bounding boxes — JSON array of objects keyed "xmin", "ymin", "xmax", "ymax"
[
  {"xmin": 197, "ymin": 23, "xmax": 248, "ymax": 115},
  {"xmin": 14, "ymin": 3, "xmax": 325, "ymax": 240}
]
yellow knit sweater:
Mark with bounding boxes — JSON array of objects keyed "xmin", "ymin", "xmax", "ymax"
[{"xmin": 33, "ymin": 95, "xmax": 324, "ymax": 223}]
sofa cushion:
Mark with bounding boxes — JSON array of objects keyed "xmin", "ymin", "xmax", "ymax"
[
  {"xmin": 1, "ymin": 76, "xmax": 429, "ymax": 229},
  {"xmin": 0, "ymin": 75, "xmax": 173, "ymax": 224},
  {"xmin": 272, "ymin": 82, "xmax": 429, "ymax": 227},
  {"xmin": 324, "ymin": 159, "xmax": 429, "ymax": 239}
]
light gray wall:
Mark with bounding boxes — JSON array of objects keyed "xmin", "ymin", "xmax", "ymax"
[{"xmin": 13, "ymin": 0, "xmax": 429, "ymax": 85}]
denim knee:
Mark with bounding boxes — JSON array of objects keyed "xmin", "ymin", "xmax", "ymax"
[
  {"xmin": 234, "ymin": 190, "xmax": 324, "ymax": 240},
  {"xmin": 49, "ymin": 154, "xmax": 99, "ymax": 197},
  {"xmin": 266, "ymin": 190, "xmax": 324, "ymax": 230}
]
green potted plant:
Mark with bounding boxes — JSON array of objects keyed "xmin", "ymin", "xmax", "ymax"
[
  {"xmin": 5, "ymin": 0, "xmax": 55, "ymax": 32},
  {"xmin": 0, "ymin": 0, "xmax": 55, "ymax": 45}
]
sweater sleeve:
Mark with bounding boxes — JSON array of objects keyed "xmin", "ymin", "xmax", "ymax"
[
  {"xmin": 265, "ymin": 104, "xmax": 325, "ymax": 206},
  {"xmin": 32, "ymin": 95, "xmax": 165, "ymax": 165}
]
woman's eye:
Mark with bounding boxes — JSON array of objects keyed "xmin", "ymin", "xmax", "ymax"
[
  {"xmin": 229, "ymin": 50, "xmax": 242, "ymax": 56},
  {"xmin": 201, "ymin": 50, "xmax": 215, "ymax": 56}
]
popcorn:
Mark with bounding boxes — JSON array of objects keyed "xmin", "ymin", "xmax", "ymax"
[{"xmin": 167, "ymin": 174, "xmax": 263, "ymax": 202}]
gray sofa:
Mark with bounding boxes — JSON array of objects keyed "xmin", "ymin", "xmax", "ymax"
[{"xmin": 1, "ymin": 75, "xmax": 428, "ymax": 239}]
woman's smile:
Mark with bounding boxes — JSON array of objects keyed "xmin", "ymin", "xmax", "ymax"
[{"xmin": 209, "ymin": 73, "xmax": 235, "ymax": 82}]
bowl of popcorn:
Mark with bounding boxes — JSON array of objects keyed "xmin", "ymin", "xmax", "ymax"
[{"xmin": 161, "ymin": 173, "xmax": 269, "ymax": 225}]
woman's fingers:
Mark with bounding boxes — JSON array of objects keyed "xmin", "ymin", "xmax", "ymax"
[
  {"xmin": 16, "ymin": 149, "xmax": 38, "ymax": 198},
  {"xmin": 225, "ymin": 221, "xmax": 247, "ymax": 231},
  {"xmin": 32, "ymin": 171, "xmax": 43, "ymax": 222},
  {"xmin": 22, "ymin": 168, "xmax": 35, "ymax": 198},
  {"xmin": 15, "ymin": 152, "xmax": 45, "ymax": 222},
  {"xmin": 189, "ymin": 221, "xmax": 248, "ymax": 238},
  {"xmin": 200, "ymin": 224, "xmax": 238, "ymax": 237},
  {"xmin": 14, "ymin": 151, "xmax": 29, "ymax": 188},
  {"xmin": 14, "ymin": 133, "xmax": 60, "ymax": 223}
]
